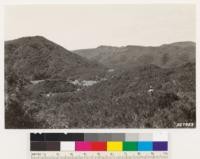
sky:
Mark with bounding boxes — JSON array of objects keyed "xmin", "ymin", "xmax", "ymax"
[{"xmin": 5, "ymin": 4, "xmax": 196, "ymax": 50}]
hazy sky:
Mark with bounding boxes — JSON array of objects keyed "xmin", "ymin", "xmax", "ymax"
[{"xmin": 5, "ymin": 4, "xmax": 195, "ymax": 50}]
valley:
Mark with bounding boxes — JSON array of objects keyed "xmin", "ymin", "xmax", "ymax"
[{"xmin": 5, "ymin": 36, "xmax": 196, "ymax": 128}]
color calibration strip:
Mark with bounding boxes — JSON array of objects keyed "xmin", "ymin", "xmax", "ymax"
[{"xmin": 31, "ymin": 133, "xmax": 168, "ymax": 152}]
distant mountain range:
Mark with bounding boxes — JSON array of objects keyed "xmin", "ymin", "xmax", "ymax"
[
  {"xmin": 5, "ymin": 36, "xmax": 196, "ymax": 129},
  {"xmin": 74, "ymin": 41, "xmax": 195, "ymax": 69}
]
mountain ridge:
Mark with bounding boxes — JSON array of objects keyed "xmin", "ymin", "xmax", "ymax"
[
  {"xmin": 74, "ymin": 41, "xmax": 195, "ymax": 69},
  {"xmin": 5, "ymin": 36, "xmax": 106, "ymax": 81}
]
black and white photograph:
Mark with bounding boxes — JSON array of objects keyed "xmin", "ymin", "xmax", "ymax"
[{"xmin": 5, "ymin": 4, "xmax": 196, "ymax": 129}]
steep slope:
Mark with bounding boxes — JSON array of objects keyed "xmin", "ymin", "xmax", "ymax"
[
  {"xmin": 22, "ymin": 63, "xmax": 195, "ymax": 128},
  {"xmin": 67, "ymin": 63, "xmax": 195, "ymax": 128},
  {"xmin": 74, "ymin": 41, "xmax": 195, "ymax": 69},
  {"xmin": 5, "ymin": 36, "xmax": 106, "ymax": 81},
  {"xmin": 4, "ymin": 36, "xmax": 106, "ymax": 128}
]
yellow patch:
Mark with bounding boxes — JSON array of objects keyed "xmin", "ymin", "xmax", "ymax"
[{"xmin": 107, "ymin": 141, "xmax": 123, "ymax": 151}]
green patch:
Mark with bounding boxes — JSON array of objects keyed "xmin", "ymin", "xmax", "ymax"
[{"xmin": 123, "ymin": 142, "xmax": 138, "ymax": 151}]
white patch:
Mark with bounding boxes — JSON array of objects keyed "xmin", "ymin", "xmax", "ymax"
[
  {"xmin": 148, "ymin": 89, "xmax": 154, "ymax": 93},
  {"xmin": 70, "ymin": 80, "xmax": 98, "ymax": 87},
  {"xmin": 70, "ymin": 79, "xmax": 81, "ymax": 86},
  {"xmin": 82, "ymin": 80, "xmax": 98, "ymax": 86},
  {"xmin": 108, "ymin": 69, "xmax": 115, "ymax": 72},
  {"xmin": 46, "ymin": 93, "xmax": 50, "ymax": 97},
  {"xmin": 31, "ymin": 80, "xmax": 44, "ymax": 85}
]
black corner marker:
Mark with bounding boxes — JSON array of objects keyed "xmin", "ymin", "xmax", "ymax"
[{"xmin": 31, "ymin": 133, "xmax": 45, "ymax": 141}]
